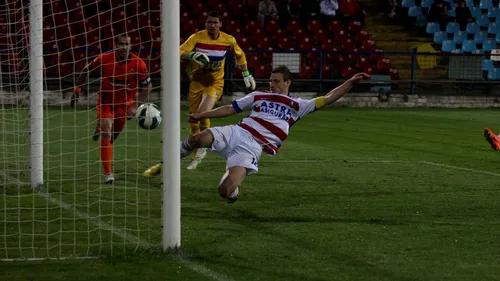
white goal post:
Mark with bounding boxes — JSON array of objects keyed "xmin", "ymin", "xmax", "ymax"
[{"xmin": 0, "ymin": 0, "xmax": 180, "ymax": 260}]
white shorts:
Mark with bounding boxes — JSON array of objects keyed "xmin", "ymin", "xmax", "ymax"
[{"xmin": 208, "ymin": 125, "xmax": 263, "ymax": 175}]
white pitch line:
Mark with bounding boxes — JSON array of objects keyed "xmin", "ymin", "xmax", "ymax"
[
  {"xmin": 0, "ymin": 174, "xmax": 234, "ymax": 281},
  {"xmin": 0, "ymin": 171, "xmax": 29, "ymax": 187},
  {"xmin": 419, "ymin": 161, "xmax": 500, "ymax": 177}
]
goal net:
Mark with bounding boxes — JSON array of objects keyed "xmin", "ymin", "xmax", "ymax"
[{"xmin": 1, "ymin": 0, "xmax": 164, "ymax": 260}]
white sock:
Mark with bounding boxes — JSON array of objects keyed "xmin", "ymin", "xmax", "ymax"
[
  {"xmin": 180, "ymin": 139, "xmax": 193, "ymax": 158},
  {"xmin": 228, "ymin": 186, "xmax": 239, "ymax": 199}
]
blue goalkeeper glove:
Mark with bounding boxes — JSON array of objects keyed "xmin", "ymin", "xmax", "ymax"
[
  {"xmin": 188, "ymin": 51, "xmax": 210, "ymax": 67},
  {"xmin": 243, "ymin": 70, "xmax": 256, "ymax": 90}
]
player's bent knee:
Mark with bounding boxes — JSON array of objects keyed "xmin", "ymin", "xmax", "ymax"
[
  {"xmin": 101, "ymin": 131, "xmax": 112, "ymax": 140},
  {"xmin": 189, "ymin": 130, "xmax": 213, "ymax": 147},
  {"xmin": 218, "ymin": 184, "xmax": 236, "ymax": 199}
]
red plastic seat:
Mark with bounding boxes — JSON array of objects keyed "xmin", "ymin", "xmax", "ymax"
[
  {"xmin": 334, "ymin": 30, "xmax": 349, "ymax": 43},
  {"xmin": 376, "ymin": 57, "xmax": 391, "ymax": 73},
  {"xmin": 313, "ymin": 29, "xmax": 328, "ymax": 45},
  {"xmin": 340, "ymin": 66, "xmax": 356, "ymax": 78},
  {"xmin": 299, "ymin": 37, "xmax": 315, "ymax": 50},
  {"xmin": 369, "ymin": 49, "xmax": 384, "ymax": 63},
  {"xmin": 246, "ymin": 20, "xmax": 260, "ymax": 36},
  {"xmin": 355, "ymin": 56, "xmax": 371, "ymax": 71},
  {"xmin": 356, "ymin": 30, "xmax": 370, "ymax": 44},
  {"xmin": 361, "ymin": 40, "xmax": 376, "ymax": 52},
  {"xmin": 278, "ymin": 37, "xmax": 294, "ymax": 50},
  {"xmin": 321, "ymin": 38, "xmax": 336, "ymax": 50},
  {"xmin": 389, "ymin": 68, "xmax": 400, "ymax": 80},
  {"xmin": 287, "ymin": 20, "xmax": 301, "ymax": 33},
  {"xmin": 348, "ymin": 21, "xmax": 363, "ymax": 34},
  {"xmin": 257, "ymin": 37, "xmax": 273, "ymax": 50},
  {"xmin": 340, "ymin": 39, "xmax": 355, "ymax": 51},
  {"xmin": 254, "ymin": 65, "xmax": 270, "ymax": 78},
  {"xmin": 265, "ymin": 20, "xmax": 280, "ymax": 34},
  {"xmin": 307, "ymin": 20, "xmax": 321, "ymax": 33},
  {"xmin": 292, "ymin": 28, "xmax": 308, "ymax": 42},
  {"xmin": 298, "ymin": 65, "xmax": 315, "ymax": 78},
  {"xmin": 239, "ymin": 37, "xmax": 252, "ymax": 51},
  {"xmin": 328, "ymin": 20, "xmax": 343, "ymax": 33}
]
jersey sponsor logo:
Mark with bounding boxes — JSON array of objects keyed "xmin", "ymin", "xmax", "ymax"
[
  {"xmin": 108, "ymin": 77, "xmax": 130, "ymax": 88},
  {"xmin": 256, "ymin": 101, "xmax": 293, "ymax": 121},
  {"xmin": 254, "ymin": 94, "xmax": 300, "ymax": 110}
]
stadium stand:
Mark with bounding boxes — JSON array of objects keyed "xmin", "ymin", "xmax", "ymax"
[
  {"xmin": 396, "ymin": 0, "xmax": 500, "ymax": 80},
  {"xmin": 0, "ymin": 0, "xmax": 400, "ymax": 83}
]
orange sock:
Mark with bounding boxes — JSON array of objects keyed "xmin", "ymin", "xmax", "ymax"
[{"xmin": 100, "ymin": 139, "xmax": 113, "ymax": 175}]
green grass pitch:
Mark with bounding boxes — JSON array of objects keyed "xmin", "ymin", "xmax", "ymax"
[{"xmin": 1, "ymin": 107, "xmax": 499, "ymax": 281}]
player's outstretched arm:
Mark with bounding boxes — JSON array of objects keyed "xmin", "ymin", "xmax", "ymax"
[
  {"xmin": 188, "ymin": 105, "xmax": 237, "ymax": 122},
  {"xmin": 324, "ymin": 73, "xmax": 370, "ymax": 105}
]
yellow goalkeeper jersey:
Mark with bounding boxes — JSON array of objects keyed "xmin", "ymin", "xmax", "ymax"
[{"xmin": 180, "ymin": 30, "xmax": 247, "ymax": 82}]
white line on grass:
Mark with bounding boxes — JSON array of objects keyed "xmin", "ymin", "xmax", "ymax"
[
  {"xmin": 419, "ymin": 161, "xmax": 500, "ymax": 177},
  {"xmin": 0, "ymin": 173, "xmax": 234, "ymax": 281}
]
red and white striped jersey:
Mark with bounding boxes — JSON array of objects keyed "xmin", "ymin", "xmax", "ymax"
[{"xmin": 231, "ymin": 91, "xmax": 326, "ymax": 156}]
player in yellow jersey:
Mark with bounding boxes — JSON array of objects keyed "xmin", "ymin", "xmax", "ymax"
[{"xmin": 143, "ymin": 11, "xmax": 255, "ymax": 177}]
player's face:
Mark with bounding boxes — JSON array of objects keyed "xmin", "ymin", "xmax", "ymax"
[
  {"xmin": 115, "ymin": 36, "xmax": 131, "ymax": 60},
  {"xmin": 206, "ymin": 17, "xmax": 221, "ymax": 37},
  {"xmin": 269, "ymin": 73, "xmax": 291, "ymax": 94}
]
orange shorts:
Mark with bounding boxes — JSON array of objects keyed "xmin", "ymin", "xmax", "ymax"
[{"xmin": 96, "ymin": 99, "xmax": 135, "ymax": 120}]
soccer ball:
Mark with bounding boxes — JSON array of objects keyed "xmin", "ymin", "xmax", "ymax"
[{"xmin": 135, "ymin": 103, "xmax": 162, "ymax": 130}]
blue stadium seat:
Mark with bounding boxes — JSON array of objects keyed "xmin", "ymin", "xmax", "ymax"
[
  {"xmin": 402, "ymin": 0, "xmax": 415, "ymax": 8},
  {"xmin": 369, "ymin": 75, "xmax": 392, "ymax": 93},
  {"xmin": 441, "ymin": 40, "xmax": 456, "ymax": 52},
  {"xmin": 488, "ymin": 7, "xmax": 499, "ymax": 18},
  {"xmin": 483, "ymin": 39, "xmax": 496, "ymax": 52},
  {"xmin": 449, "ymin": 8, "xmax": 456, "ymax": 17},
  {"xmin": 474, "ymin": 31, "xmax": 488, "ymax": 43},
  {"xmin": 488, "ymin": 68, "xmax": 500, "ymax": 80},
  {"xmin": 496, "ymin": 33, "xmax": 500, "ymax": 43},
  {"xmin": 446, "ymin": 22, "xmax": 460, "ymax": 34},
  {"xmin": 480, "ymin": 0, "xmax": 493, "ymax": 10},
  {"xmin": 415, "ymin": 15, "xmax": 427, "ymax": 27},
  {"xmin": 488, "ymin": 22, "xmax": 498, "ymax": 35},
  {"xmin": 408, "ymin": 6, "xmax": 422, "ymax": 17},
  {"xmin": 426, "ymin": 22, "xmax": 441, "ymax": 34},
  {"xmin": 477, "ymin": 14, "xmax": 489, "ymax": 27},
  {"xmin": 421, "ymin": 0, "xmax": 434, "ymax": 8},
  {"xmin": 483, "ymin": 59, "xmax": 493, "ymax": 71},
  {"xmin": 466, "ymin": 22, "xmax": 480, "ymax": 34},
  {"xmin": 453, "ymin": 31, "xmax": 467, "ymax": 44},
  {"xmin": 462, "ymin": 39, "xmax": 477, "ymax": 52},
  {"xmin": 465, "ymin": 0, "xmax": 475, "ymax": 7},
  {"xmin": 434, "ymin": 31, "xmax": 448, "ymax": 43},
  {"xmin": 471, "ymin": 7, "xmax": 481, "ymax": 18}
]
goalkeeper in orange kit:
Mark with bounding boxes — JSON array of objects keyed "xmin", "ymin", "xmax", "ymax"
[{"xmin": 143, "ymin": 10, "xmax": 255, "ymax": 177}]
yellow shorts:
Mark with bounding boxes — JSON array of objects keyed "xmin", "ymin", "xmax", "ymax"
[{"xmin": 188, "ymin": 80, "xmax": 224, "ymax": 113}]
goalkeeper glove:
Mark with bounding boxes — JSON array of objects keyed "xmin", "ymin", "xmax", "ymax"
[
  {"xmin": 243, "ymin": 70, "xmax": 256, "ymax": 90},
  {"xmin": 71, "ymin": 87, "xmax": 81, "ymax": 108},
  {"xmin": 188, "ymin": 51, "xmax": 210, "ymax": 67}
]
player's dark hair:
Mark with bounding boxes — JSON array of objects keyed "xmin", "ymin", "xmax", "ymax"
[
  {"xmin": 115, "ymin": 32, "xmax": 130, "ymax": 42},
  {"xmin": 207, "ymin": 11, "xmax": 221, "ymax": 19},
  {"xmin": 271, "ymin": 65, "xmax": 293, "ymax": 82}
]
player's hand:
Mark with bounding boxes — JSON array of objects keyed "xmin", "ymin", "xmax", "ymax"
[
  {"xmin": 188, "ymin": 52, "xmax": 210, "ymax": 67},
  {"xmin": 348, "ymin": 73, "xmax": 371, "ymax": 85},
  {"xmin": 187, "ymin": 112, "xmax": 203, "ymax": 123},
  {"xmin": 71, "ymin": 87, "xmax": 81, "ymax": 108},
  {"xmin": 243, "ymin": 70, "xmax": 256, "ymax": 90}
]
